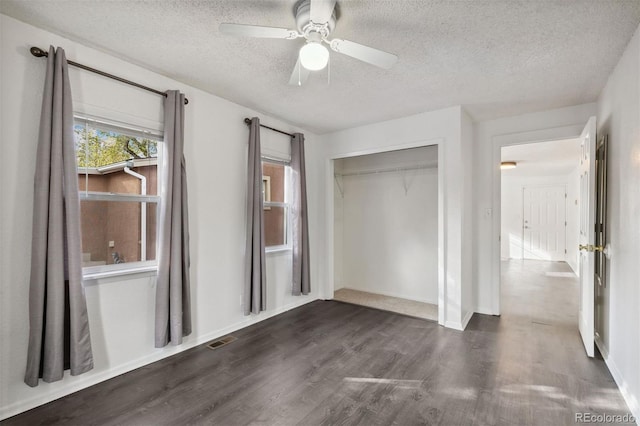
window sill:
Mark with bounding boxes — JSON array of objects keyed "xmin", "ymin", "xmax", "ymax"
[
  {"xmin": 266, "ymin": 246, "xmax": 292, "ymax": 254},
  {"xmin": 83, "ymin": 264, "xmax": 158, "ymax": 281}
]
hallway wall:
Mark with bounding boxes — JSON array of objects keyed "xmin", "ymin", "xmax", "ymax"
[
  {"xmin": 596, "ymin": 22, "xmax": 640, "ymax": 421},
  {"xmin": 565, "ymin": 166, "xmax": 581, "ymax": 274}
]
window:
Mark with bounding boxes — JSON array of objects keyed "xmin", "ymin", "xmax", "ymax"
[
  {"xmin": 74, "ymin": 116, "xmax": 163, "ymax": 277},
  {"xmin": 262, "ymin": 160, "xmax": 290, "ymax": 250}
]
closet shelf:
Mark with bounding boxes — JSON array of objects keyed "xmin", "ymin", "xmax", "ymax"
[
  {"xmin": 334, "ymin": 163, "xmax": 436, "ymax": 178},
  {"xmin": 334, "ymin": 162, "xmax": 436, "ymax": 196}
]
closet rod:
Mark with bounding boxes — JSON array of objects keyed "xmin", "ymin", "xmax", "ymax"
[
  {"xmin": 30, "ymin": 46, "xmax": 189, "ymax": 105},
  {"xmin": 335, "ymin": 163, "xmax": 436, "ymax": 178},
  {"xmin": 244, "ymin": 118, "xmax": 293, "ymax": 137}
]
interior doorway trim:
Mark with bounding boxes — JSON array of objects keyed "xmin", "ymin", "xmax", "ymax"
[
  {"xmin": 490, "ymin": 123, "xmax": 586, "ymax": 315},
  {"xmin": 324, "ymin": 138, "xmax": 446, "ymax": 326}
]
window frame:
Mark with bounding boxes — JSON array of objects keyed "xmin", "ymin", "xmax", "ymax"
[
  {"xmin": 74, "ymin": 115, "xmax": 164, "ymax": 279},
  {"xmin": 261, "ymin": 157, "xmax": 292, "ymax": 253}
]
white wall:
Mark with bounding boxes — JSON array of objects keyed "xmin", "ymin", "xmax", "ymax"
[
  {"xmin": 333, "ymin": 159, "xmax": 344, "ymax": 290},
  {"xmin": 472, "ymin": 103, "xmax": 597, "ymax": 315},
  {"xmin": 565, "ymin": 166, "xmax": 580, "ymax": 274},
  {"xmin": 0, "ymin": 15, "xmax": 324, "ymax": 419},
  {"xmin": 595, "ymin": 23, "xmax": 640, "ymax": 421},
  {"xmin": 461, "ymin": 110, "xmax": 474, "ymax": 323},
  {"xmin": 320, "ymin": 106, "xmax": 472, "ymax": 330},
  {"xmin": 335, "ymin": 147, "xmax": 439, "ymax": 304}
]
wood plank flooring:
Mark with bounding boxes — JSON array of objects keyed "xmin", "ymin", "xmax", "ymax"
[{"xmin": 2, "ymin": 260, "xmax": 631, "ymax": 425}]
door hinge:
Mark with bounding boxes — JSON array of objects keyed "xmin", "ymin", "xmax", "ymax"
[{"xmin": 565, "ymin": 249, "xmax": 567, "ymax": 254}]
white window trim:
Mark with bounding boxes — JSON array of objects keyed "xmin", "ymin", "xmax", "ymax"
[
  {"xmin": 75, "ymin": 115, "xmax": 164, "ymax": 279},
  {"xmin": 262, "ymin": 158, "xmax": 292, "ymax": 253},
  {"xmin": 80, "ymin": 192, "xmax": 160, "ymax": 203},
  {"xmin": 82, "ymin": 261, "xmax": 158, "ymax": 280},
  {"xmin": 74, "ymin": 114, "xmax": 164, "ymax": 140},
  {"xmin": 265, "ymin": 245, "xmax": 292, "ymax": 254}
]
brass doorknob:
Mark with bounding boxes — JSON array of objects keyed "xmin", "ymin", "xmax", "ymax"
[{"xmin": 579, "ymin": 244, "xmax": 606, "ymax": 252}]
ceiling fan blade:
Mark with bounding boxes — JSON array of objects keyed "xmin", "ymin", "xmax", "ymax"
[
  {"xmin": 310, "ymin": 0, "xmax": 337, "ymax": 24},
  {"xmin": 219, "ymin": 23, "xmax": 298, "ymax": 39},
  {"xmin": 329, "ymin": 39, "xmax": 398, "ymax": 69},
  {"xmin": 288, "ymin": 57, "xmax": 311, "ymax": 86}
]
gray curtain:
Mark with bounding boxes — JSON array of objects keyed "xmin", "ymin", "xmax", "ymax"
[
  {"xmin": 291, "ymin": 133, "xmax": 310, "ymax": 295},
  {"xmin": 155, "ymin": 90, "xmax": 191, "ymax": 347},
  {"xmin": 25, "ymin": 46, "xmax": 94, "ymax": 387},
  {"xmin": 244, "ymin": 117, "xmax": 266, "ymax": 314}
]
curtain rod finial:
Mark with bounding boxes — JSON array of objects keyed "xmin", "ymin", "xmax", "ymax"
[
  {"xmin": 30, "ymin": 46, "xmax": 48, "ymax": 58},
  {"xmin": 244, "ymin": 118, "xmax": 252, "ymax": 125}
]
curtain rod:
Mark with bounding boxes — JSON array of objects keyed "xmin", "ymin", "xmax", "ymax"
[
  {"xmin": 244, "ymin": 118, "xmax": 292, "ymax": 137},
  {"xmin": 30, "ymin": 46, "xmax": 189, "ymax": 105}
]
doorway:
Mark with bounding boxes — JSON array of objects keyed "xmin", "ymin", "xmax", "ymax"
[
  {"xmin": 331, "ymin": 146, "xmax": 439, "ymax": 321},
  {"xmin": 594, "ymin": 135, "xmax": 608, "ymax": 353},
  {"xmin": 500, "ymin": 139, "xmax": 581, "ymax": 270},
  {"xmin": 500, "ymin": 138, "xmax": 582, "ymax": 326},
  {"xmin": 493, "ymin": 116, "xmax": 605, "ymax": 358}
]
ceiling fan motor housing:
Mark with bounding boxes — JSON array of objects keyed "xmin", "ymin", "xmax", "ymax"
[
  {"xmin": 219, "ymin": 0, "xmax": 397, "ymax": 84},
  {"xmin": 295, "ymin": 0, "xmax": 336, "ymax": 37}
]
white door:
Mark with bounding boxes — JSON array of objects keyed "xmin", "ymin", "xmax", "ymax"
[
  {"xmin": 522, "ymin": 185, "xmax": 567, "ymax": 261},
  {"xmin": 578, "ymin": 116, "xmax": 597, "ymax": 357}
]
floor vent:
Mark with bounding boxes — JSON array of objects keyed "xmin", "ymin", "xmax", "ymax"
[{"xmin": 207, "ymin": 335, "xmax": 237, "ymax": 350}]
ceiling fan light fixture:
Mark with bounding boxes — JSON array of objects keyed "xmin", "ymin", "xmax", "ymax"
[
  {"xmin": 501, "ymin": 161, "xmax": 517, "ymax": 170},
  {"xmin": 299, "ymin": 41, "xmax": 329, "ymax": 71}
]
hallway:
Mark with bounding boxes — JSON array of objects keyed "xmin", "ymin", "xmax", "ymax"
[
  {"xmin": 488, "ymin": 259, "xmax": 630, "ymax": 424},
  {"xmin": 2, "ymin": 261, "xmax": 631, "ymax": 425},
  {"xmin": 501, "ymin": 259, "xmax": 581, "ymax": 329}
]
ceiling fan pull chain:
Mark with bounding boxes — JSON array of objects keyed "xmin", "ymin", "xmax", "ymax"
[{"xmin": 298, "ymin": 59, "xmax": 302, "ymax": 86}]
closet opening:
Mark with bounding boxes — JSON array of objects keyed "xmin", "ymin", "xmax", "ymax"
[{"xmin": 331, "ymin": 146, "xmax": 439, "ymax": 321}]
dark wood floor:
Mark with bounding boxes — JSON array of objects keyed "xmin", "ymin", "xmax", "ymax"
[{"xmin": 3, "ymin": 260, "xmax": 631, "ymax": 425}]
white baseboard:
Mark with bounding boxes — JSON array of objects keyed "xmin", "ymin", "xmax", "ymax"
[
  {"xmin": 594, "ymin": 335, "xmax": 609, "ymax": 359},
  {"xmin": 461, "ymin": 310, "xmax": 474, "ymax": 329},
  {"xmin": 595, "ymin": 338, "xmax": 639, "ymax": 425},
  {"xmin": 567, "ymin": 259, "xmax": 579, "ymax": 276},
  {"xmin": 474, "ymin": 306, "xmax": 498, "ymax": 316},
  {"xmin": 0, "ymin": 296, "xmax": 319, "ymax": 421},
  {"xmin": 446, "ymin": 310, "xmax": 475, "ymax": 331},
  {"xmin": 444, "ymin": 320, "xmax": 464, "ymax": 330},
  {"xmin": 337, "ymin": 287, "xmax": 438, "ymax": 306}
]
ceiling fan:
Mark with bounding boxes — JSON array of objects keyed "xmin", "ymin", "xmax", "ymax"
[{"xmin": 219, "ymin": 0, "xmax": 398, "ymax": 85}]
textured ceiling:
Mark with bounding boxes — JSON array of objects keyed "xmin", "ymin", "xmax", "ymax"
[
  {"xmin": 2, "ymin": 0, "xmax": 639, "ymax": 134},
  {"xmin": 502, "ymin": 138, "xmax": 580, "ymax": 177}
]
